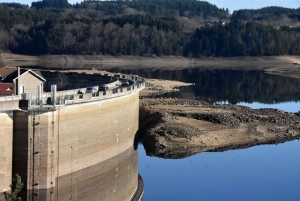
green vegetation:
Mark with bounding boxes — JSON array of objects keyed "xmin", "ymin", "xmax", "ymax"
[
  {"xmin": 4, "ymin": 174, "xmax": 23, "ymax": 201},
  {"xmin": 232, "ymin": 7, "xmax": 300, "ymax": 22},
  {"xmin": 0, "ymin": 0, "xmax": 299, "ymax": 57},
  {"xmin": 74, "ymin": 0, "xmax": 228, "ymax": 17},
  {"xmin": 32, "ymin": 0, "xmax": 69, "ymax": 9},
  {"xmin": 190, "ymin": 21, "xmax": 300, "ymax": 57}
]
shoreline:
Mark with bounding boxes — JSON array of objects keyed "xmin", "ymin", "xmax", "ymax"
[
  {"xmin": 1, "ymin": 62, "xmax": 299, "ymax": 159},
  {"xmin": 139, "ymin": 98, "xmax": 300, "ymax": 159},
  {"xmin": 2, "ymin": 53, "xmax": 300, "ymax": 79}
]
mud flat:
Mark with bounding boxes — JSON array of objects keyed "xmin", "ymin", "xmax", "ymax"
[{"xmin": 139, "ymin": 98, "xmax": 300, "ymax": 159}]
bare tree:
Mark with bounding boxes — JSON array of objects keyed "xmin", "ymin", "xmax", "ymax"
[
  {"xmin": 55, "ymin": 72, "xmax": 68, "ymax": 90},
  {"xmin": 0, "ymin": 49, "xmax": 5, "ymax": 68}
]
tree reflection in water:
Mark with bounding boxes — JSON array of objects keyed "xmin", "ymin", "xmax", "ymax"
[{"xmin": 116, "ymin": 69, "xmax": 300, "ymax": 104}]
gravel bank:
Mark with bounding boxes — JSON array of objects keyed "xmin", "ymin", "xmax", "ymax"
[{"xmin": 139, "ymin": 98, "xmax": 300, "ymax": 159}]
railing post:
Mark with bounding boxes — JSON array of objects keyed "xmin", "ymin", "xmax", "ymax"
[
  {"xmin": 51, "ymin": 85, "xmax": 57, "ymax": 107},
  {"xmin": 38, "ymin": 85, "xmax": 42, "ymax": 107}
]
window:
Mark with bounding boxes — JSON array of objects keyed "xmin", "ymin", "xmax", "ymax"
[{"xmin": 113, "ymin": 89, "xmax": 118, "ymax": 94}]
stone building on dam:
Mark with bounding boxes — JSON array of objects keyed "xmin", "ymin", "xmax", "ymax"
[{"xmin": 0, "ymin": 68, "xmax": 145, "ymax": 201}]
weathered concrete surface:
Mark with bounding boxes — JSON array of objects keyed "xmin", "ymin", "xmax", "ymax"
[
  {"xmin": 0, "ymin": 112, "xmax": 13, "ymax": 192},
  {"xmin": 23, "ymin": 147, "xmax": 138, "ymax": 201},
  {"xmin": 0, "ymin": 98, "xmax": 19, "ymax": 110},
  {"xmin": 140, "ymin": 98, "xmax": 300, "ymax": 159},
  {"xmin": 12, "ymin": 92, "xmax": 140, "ymax": 200},
  {"xmin": 13, "ymin": 108, "xmax": 56, "ymax": 198}
]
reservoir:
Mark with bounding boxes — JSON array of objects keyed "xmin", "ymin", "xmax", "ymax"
[
  {"xmin": 16, "ymin": 65, "xmax": 300, "ymax": 200},
  {"xmin": 128, "ymin": 68, "xmax": 300, "ymax": 201},
  {"xmin": 139, "ymin": 138, "xmax": 300, "ymax": 201}
]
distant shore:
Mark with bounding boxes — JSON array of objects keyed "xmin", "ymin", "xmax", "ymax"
[{"xmin": 2, "ymin": 53, "xmax": 300, "ymax": 78}]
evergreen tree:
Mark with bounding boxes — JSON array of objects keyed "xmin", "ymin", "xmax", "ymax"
[{"xmin": 4, "ymin": 174, "xmax": 23, "ymax": 201}]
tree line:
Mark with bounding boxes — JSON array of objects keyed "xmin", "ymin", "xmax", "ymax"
[
  {"xmin": 0, "ymin": 0, "xmax": 299, "ymax": 57},
  {"xmin": 189, "ymin": 21, "xmax": 300, "ymax": 57},
  {"xmin": 232, "ymin": 6, "xmax": 300, "ymax": 22}
]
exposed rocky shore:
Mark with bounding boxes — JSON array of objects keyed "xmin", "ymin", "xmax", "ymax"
[
  {"xmin": 139, "ymin": 98, "xmax": 300, "ymax": 159},
  {"xmin": 2, "ymin": 53, "xmax": 300, "ymax": 79},
  {"xmin": 140, "ymin": 78, "xmax": 193, "ymax": 97}
]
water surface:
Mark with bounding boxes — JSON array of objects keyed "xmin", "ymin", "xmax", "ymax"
[
  {"xmin": 139, "ymin": 139, "xmax": 300, "ymax": 201},
  {"xmin": 107, "ymin": 68, "xmax": 300, "ymax": 104},
  {"xmin": 134, "ymin": 69, "xmax": 300, "ymax": 201},
  {"xmin": 238, "ymin": 102, "xmax": 300, "ymax": 113}
]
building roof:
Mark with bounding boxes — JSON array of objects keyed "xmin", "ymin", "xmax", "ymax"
[
  {"xmin": 13, "ymin": 69, "xmax": 46, "ymax": 82},
  {"xmin": 3, "ymin": 68, "xmax": 46, "ymax": 83},
  {"xmin": 0, "ymin": 66, "xmax": 17, "ymax": 80}
]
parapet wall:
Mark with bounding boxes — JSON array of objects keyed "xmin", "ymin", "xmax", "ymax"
[
  {"xmin": 26, "ymin": 73, "xmax": 145, "ymax": 107},
  {"xmin": 0, "ymin": 95, "xmax": 20, "ymax": 110}
]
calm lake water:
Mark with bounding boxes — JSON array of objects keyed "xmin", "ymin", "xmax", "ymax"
[
  {"xmin": 24, "ymin": 65, "xmax": 300, "ymax": 200},
  {"xmin": 105, "ymin": 68, "xmax": 300, "ymax": 104},
  {"xmin": 132, "ymin": 69, "xmax": 300, "ymax": 201},
  {"xmin": 138, "ymin": 139, "xmax": 300, "ymax": 201}
]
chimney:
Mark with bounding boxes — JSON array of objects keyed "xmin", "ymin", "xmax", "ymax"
[
  {"xmin": 17, "ymin": 67, "xmax": 20, "ymax": 77},
  {"xmin": 15, "ymin": 67, "xmax": 21, "ymax": 95}
]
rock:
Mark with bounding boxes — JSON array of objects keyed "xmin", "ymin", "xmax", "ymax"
[{"xmin": 139, "ymin": 98, "xmax": 300, "ymax": 159}]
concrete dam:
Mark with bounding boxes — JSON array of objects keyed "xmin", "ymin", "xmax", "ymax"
[{"xmin": 0, "ymin": 70, "xmax": 144, "ymax": 201}]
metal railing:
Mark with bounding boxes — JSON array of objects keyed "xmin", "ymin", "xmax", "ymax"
[
  {"xmin": 43, "ymin": 74, "xmax": 145, "ymax": 106},
  {"xmin": 0, "ymin": 73, "xmax": 145, "ymax": 108}
]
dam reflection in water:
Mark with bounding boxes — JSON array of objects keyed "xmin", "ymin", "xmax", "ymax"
[{"xmin": 23, "ymin": 146, "xmax": 139, "ymax": 201}]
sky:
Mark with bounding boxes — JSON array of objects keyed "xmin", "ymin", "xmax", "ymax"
[
  {"xmin": 208, "ymin": 0, "xmax": 300, "ymax": 13},
  {"xmin": 0, "ymin": 0, "xmax": 299, "ymax": 13}
]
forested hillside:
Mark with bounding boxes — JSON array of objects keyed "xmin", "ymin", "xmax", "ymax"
[
  {"xmin": 189, "ymin": 21, "xmax": 300, "ymax": 57},
  {"xmin": 0, "ymin": 0, "xmax": 299, "ymax": 57},
  {"xmin": 232, "ymin": 7, "xmax": 300, "ymax": 26}
]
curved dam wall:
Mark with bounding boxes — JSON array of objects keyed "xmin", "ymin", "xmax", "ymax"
[
  {"xmin": 0, "ymin": 112, "xmax": 13, "ymax": 193},
  {"xmin": 12, "ymin": 90, "xmax": 141, "ymax": 200}
]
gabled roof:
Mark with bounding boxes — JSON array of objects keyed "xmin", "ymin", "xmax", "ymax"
[
  {"xmin": 13, "ymin": 69, "xmax": 46, "ymax": 82},
  {"xmin": 0, "ymin": 66, "xmax": 17, "ymax": 80}
]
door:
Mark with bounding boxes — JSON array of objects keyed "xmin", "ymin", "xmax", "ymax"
[{"xmin": 20, "ymin": 85, "xmax": 24, "ymax": 94}]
